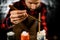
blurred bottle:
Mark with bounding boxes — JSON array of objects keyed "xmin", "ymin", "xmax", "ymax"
[
  {"xmin": 21, "ymin": 31, "xmax": 30, "ymax": 40},
  {"xmin": 37, "ymin": 30, "xmax": 46, "ymax": 40},
  {"xmin": 7, "ymin": 31, "xmax": 15, "ymax": 40}
]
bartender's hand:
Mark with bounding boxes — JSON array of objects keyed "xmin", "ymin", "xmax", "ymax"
[{"xmin": 10, "ymin": 10, "xmax": 28, "ymax": 24}]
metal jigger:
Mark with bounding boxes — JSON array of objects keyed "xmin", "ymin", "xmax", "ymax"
[
  {"xmin": 7, "ymin": 31, "xmax": 15, "ymax": 40},
  {"xmin": 37, "ymin": 13, "xmax": 46, "ymax": 40},
  {"xmin": 37, "ymin": 29, "xmax": 46, "ymax": 40}
]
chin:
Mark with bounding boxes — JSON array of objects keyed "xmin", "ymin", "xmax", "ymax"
[{"xmin": 30, "ymin": 9, "xmax": 35, "ymax": 11}]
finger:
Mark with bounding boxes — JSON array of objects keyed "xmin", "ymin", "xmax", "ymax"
[
  {"xmin": 10, "ymin": 10, "xmax": 27, "ymax": 17},
  {"xmin": 12, "ymin": 18, "xmax": 20, "ymax": 20},
  {"xmin": 10, "ymin": 10, "xmax": 18, "ymax": 14},
  {"xmin": 18, "ymin": 13, "xmax": 28, "ymax": 19},
  {"xmin": 25, "ymin": 13, "xmax": 28, "ymax": 17},
  {"xmin": 11, "ymin": 16, "xmax": 27, "ymax": 24},
  {"xmin": 10, "ymin": 14, "xmax": 19, "ymax": 18},
  {"xmin": 11, "ymin": 20, "xmax": 20, "ymax": 24},
  {"xmin": 10, "ymin": 10, "xmax": 26, "ymax": 14},
  {"xmin": 10, "ymin": 14, "xmax": 24, "ymax": 19},
  {"xmin": 10, "ymin": 13, "xmax": 26, "ymax": 20},
  {"xmin": 17, "ymin": 12, "xmax": 27, "ymax": 18},
  {"xmin": 11, "ymin": 18, "xmax": 20, "ymax": 23},
  {"xmin": 11, "ymin": 16, "xmax": 27, "ymax": 22},
  {"xmin": 17, "ymin": 10, "xmax": 26, "ymax": 14}
]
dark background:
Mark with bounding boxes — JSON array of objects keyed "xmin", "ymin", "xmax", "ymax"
[{"xmin": 47, "ymin": 0, "xmax": 60, "ymax": 40}]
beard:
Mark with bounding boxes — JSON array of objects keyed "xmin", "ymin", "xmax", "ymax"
[{"xmin": 26, "ymin": 6, "xmax": 41, "ymax": 12}]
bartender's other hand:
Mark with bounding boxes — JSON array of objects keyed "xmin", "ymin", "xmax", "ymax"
[{"xmin": 10, "ymin": 10, "xmax": 28, "ymax": 24}]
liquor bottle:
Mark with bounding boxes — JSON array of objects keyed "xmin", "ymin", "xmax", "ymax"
[
  {"xmin": 7, "ymin": 31, "xmax": 15, "ymax": 40},
  {"xmin": 21, "ymin": 31, "xmax": 29, "ymax": 40}
]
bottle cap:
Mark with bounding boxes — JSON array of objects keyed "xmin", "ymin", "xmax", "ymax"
[
  {"xmin": 7, "ymin": 31, "xmax": 15, "ymax": 36},
  {"xmin": 21, "ymin": 31, "xmax": 29, "ymax": 36}
]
